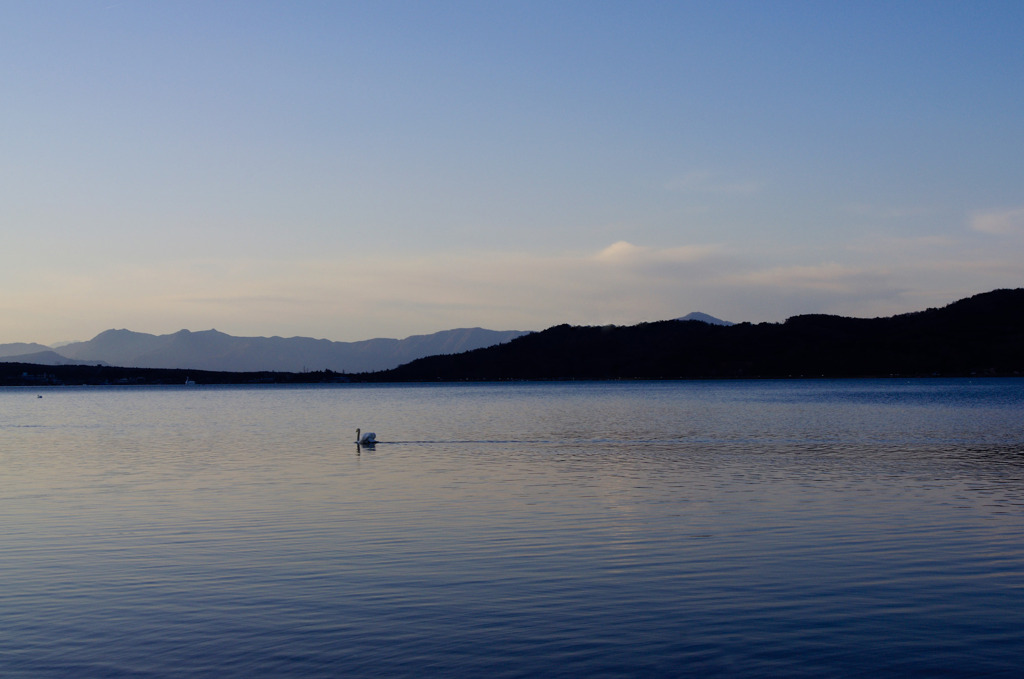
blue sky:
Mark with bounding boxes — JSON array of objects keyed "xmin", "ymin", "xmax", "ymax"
[{"xmin": 3, "ymin": 1, "xmax": 1023, "ymax": 343}]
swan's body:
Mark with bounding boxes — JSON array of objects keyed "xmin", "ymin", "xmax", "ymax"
[{"xmin": 355, "ymin": 428, "xmax": 377, "ymax": 445}]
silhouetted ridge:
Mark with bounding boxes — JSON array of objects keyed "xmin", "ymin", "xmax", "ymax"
[{"xmin": 368, "ymin": 289, "xmax": 1024, "ymax": 381}]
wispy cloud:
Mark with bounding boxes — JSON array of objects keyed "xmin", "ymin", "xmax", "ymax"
[
  {"xmin": 971, "ymin": 206, "xmax": 1024, "ymax": 235},
  {"xmin": 594, "ymin": 240, "xmax": 723, "ymax": 265},
  {"xmin": 725, "ymin": 262, "xmax": 888, "ymax": 294}
]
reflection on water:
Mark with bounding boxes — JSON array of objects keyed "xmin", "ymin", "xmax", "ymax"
[{"xmin": 1, "ymin": 380, "xmax": 1023, "ymax": 677}]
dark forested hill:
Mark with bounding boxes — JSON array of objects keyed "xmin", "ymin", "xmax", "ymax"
[{"xmin": 367, "ymin": 289, "xmax": 1024, "ymax": 381}]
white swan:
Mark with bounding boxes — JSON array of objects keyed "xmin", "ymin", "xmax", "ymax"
[{"xmin": 355, "ymin": 428, "xmax": 377, "ymax": 445}]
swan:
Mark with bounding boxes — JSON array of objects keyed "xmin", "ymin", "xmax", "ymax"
[{"xmin": 355, "ymin": 428, "xmax": 377, "ymax": 445}]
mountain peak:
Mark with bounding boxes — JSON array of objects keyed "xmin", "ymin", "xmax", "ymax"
[{"xmin": 676, "ymin": 312, "xmax": 734, "ymax": 326}]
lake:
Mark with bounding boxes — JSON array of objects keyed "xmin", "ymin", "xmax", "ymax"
[{"xmin": 1, "ymin": 379, "xmax": 1023, "ymax": 677}]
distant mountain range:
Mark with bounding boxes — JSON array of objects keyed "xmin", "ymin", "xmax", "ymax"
[
  {"xmin": 0, "ymin": 342, "xmax": 52, "ymax": 358},
  {"xmin": 0, "ymin": 350, "xmax": 102, "ymax": 367},
  {"xmin": 3, "ymin": 291, "xmax": 1022, "ymax": 383},
  {"xmin": 0, "ymin": 313, "xmax": 735, "ymax": 373},
  {"xmin": 0, "ymin": 327, "xmax": 530, "ymax": 373}
]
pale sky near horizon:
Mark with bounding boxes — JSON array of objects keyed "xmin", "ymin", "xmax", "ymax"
[{"xmin": 3, "ymin": 1, "xmax": 1023, "ymax": 344}]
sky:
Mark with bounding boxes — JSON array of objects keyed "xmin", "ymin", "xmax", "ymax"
[{"xmin": 2, "ymin": 1, "xmax": 1023, "ymax": 344}]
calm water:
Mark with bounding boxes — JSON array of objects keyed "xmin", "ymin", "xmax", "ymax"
[{"xmin": 1, "ymin": 379, "xmax": 1023, "ymax": 677}]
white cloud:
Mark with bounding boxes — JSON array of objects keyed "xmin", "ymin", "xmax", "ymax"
[
  {"xmin": 595, "ymin": 240, "xmax": 647, "ymax": 262},
  {"xmin": 594, "ymin": 240, "xmax": 723, "ymax": 265},
  {"xmin": 971, "ymin": 207, "xmax": 1024, "ymax": 235}
]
